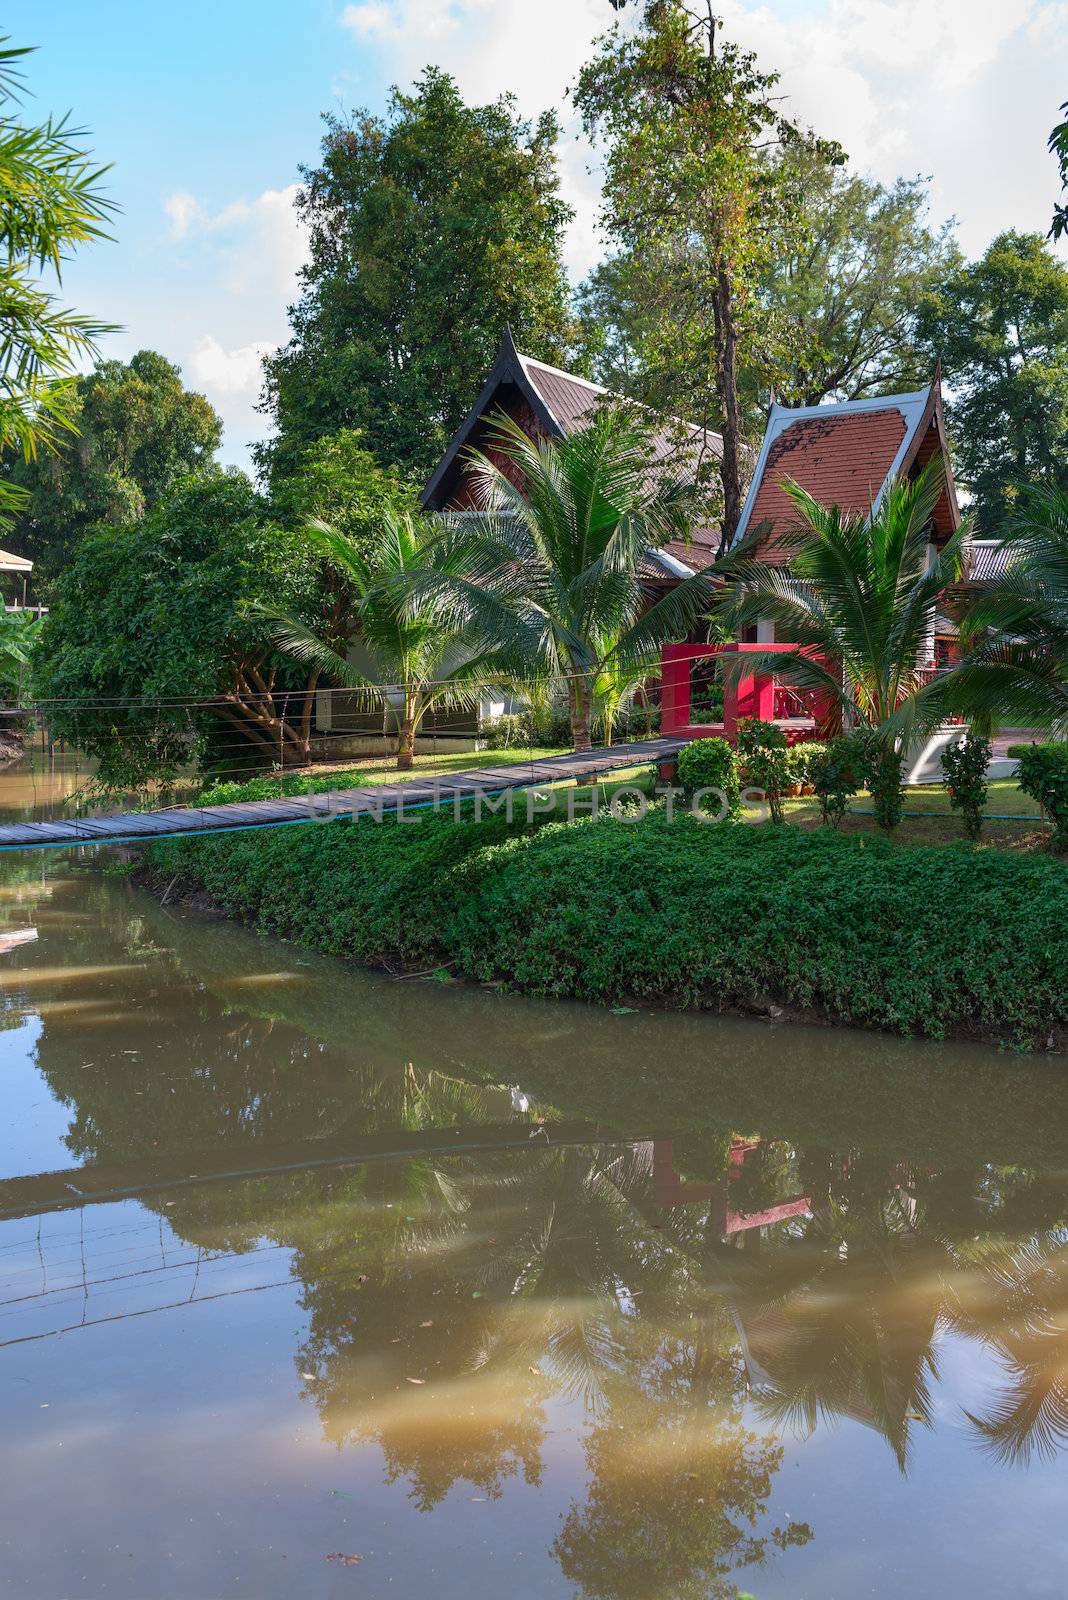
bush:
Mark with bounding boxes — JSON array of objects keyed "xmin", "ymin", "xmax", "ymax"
[
  {"xmin": 676, "ymin": 736, "xmax": 740, "ymax": 818},
  {"xmin": 196, "ymin": 767, "xmax": 367, "ymax": 807},
  {"xmin": 941, "ymin": 732, "xmax": 990, "ymax": 841},
  {"xmin": 786, "ymin": 740, "xmax": 827, "ymax": 789},
  {"xmin": 1016, "ymin": 742, "xmax": 1068, "ymax": 851},
  {"xmin": 483, "ymin": 706, "xmax": 572, "ymax": 750},
  {"xmin": 810, "ymin": 735, "xmax": 866, "ymax": 828},
  {"xmin": 145, "ymin": 808, "xmax": 1068, "ymax": 1045},
  {"xmin": 737, "ymin": 717, "xmax": 790, "ymax": 822},
  {"xmin": 855, "ymin": 729, "xmax": 904, "ymax": 832}
]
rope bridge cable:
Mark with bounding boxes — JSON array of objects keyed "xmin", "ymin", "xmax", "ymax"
[{"xmin": 0, "ymin": 737, "xmax": 687, "ymax": 851}]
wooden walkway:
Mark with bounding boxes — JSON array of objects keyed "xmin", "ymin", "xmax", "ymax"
[{"xmin": 0, "ymin": 736, "xmax": 688, "ymax": 851}]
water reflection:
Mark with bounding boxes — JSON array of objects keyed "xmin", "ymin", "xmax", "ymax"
[{"xmin": 1, "ymin": 861, "xmax": 1068, "ymax": 1596}]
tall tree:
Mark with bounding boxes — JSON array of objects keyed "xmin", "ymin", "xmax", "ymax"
[
  {"xmin": 574, "ymin": 1, "xmax": 842, "ymax": 551},
  {"xmin": 917, "ymin": 231, "xmax": 1068, "ymax": 534},
  {"xmin": 268, "ymin": 426, "xmax": 415, "ymax": 559},
  {"xmin": 1049, "ymin": 98, "xmax": 1068, "ymax": 241},
  {"xmin": 32, "ymin": 471, "xmax": 327, "ymax": 791},
  {"xmin": 756, "ymin": 159, "xmax": 960, "ymax": 407},
  {"xmin": 5, "ymin": 349, "xmax": 221, "ymax": 578},
  {"xmin": 0, "ymin": 35, "xmax": 116, "ymax": 527},
  {"xmin": 258, "ymin": 68, "xmax": 578, "ymax": 485}
]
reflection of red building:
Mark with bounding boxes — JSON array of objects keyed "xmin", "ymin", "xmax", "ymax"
[{"xmin": 651, "ymin": 1138, "xmax": 810, "ymax": 1236}]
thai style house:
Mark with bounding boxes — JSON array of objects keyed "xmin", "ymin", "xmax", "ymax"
[{"xmin": 419, "ymin": 328, "xmax": 974, "ymax": 751}]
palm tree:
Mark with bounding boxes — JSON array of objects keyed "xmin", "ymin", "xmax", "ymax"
[
  {"xmin": 263, "ymin": 509, "xmax": 510, "ymax": 769},
  {"xmin": 716, "ymin": 461, "xmax": 970, "ymax": 749},
  {"xmin": 950, "ymin": 486, "xmax": 1068, "ymax": 734},
  {"xmin": 400, "ymin": 408, "xmax": 721, "ymax": 751}
]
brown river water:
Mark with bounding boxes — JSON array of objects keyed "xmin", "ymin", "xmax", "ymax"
[{"xmin": 0, "ymin": 761, "xmax": 1066, "ymax": 1597}]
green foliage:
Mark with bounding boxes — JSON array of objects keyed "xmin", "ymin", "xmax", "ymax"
[
  {"xmin": 676, "ymin": 737, "xmax": 740, "ymax": 819},
  {"xmin": 267, "ymin": 426, "xmax": 415, "ymax": 556},
  {"xmin": 0, "ymin": 35, "xmax": 117, "ymax": 527},
  {"xmin": 32, "ymin": 471, "xmax": 324, "ymax": 789},
  {"xmin": 410, "ymin": 409, "xmax": 718, "ymax": 750},
  {"xmin": 0, "ymin": 606, "xmax": 42, "ymax": 700},
  {"xmin": 810, "ymin": 735, "xmax": 865, "ymax": 828},
  {"xmin": 737, "ymin": 719, "xmax": 789, "ymax": 823},
  {"xmin": 263, "ymin": 507, "xmax": 514, "ymax": 769},
  {"xmin": 941, "ymin": 732, "xmax": 991, "ymax": 841},
  {"xmin": 720, "ymin": 462, "xmax": 969, "ymax": 755},
  {"xmin": 757, "ymin": 158, "xmax": 961, "ymax": 409},
  {"xmin": 195, "ymin": 767, "xmax": 367, "ymax": 807},
  {"xmin": 786, "ymin": 739, "xmax": 826, "ymax": 787},
  {"xmin": 1015, "ymin": 742, "xmax": 1068, "ymax": 851},
  {"xmin": 951, "ymin": 486, "xmax": 1068, "ymax": 734},
  {"xmin": 147, "ymin": 810, "xmax": 1068, "ymax": 1045},
  {"xmin": 484, "ymin": 706, "xmax": 572, "ymax": 751},
  {"xmin": 857, "ymin": 728, "xmax": 905, "ymax": 833},
  {"xmin": 917, "ymin": 232, "xmax": 1068, "ymax": 535},
  {"xmin": 574, "ymin": 3, "xmax": 843, "ymax": 546},
  {"xmin": 258, "ymin": 68, "xmax": 578, "ymax": 482},
  {"xmin": 6, "ymin": 350, "xmax": 222, "ymax": 579},
  {"xmin": 1049, "ymin": 99, "xmax": 1068, "ymax": 242}
]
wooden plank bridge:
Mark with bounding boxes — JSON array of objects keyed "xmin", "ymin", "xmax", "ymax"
[{"xmin": 0, "ymin": 736, "xmax": 688, "ymax": 851}]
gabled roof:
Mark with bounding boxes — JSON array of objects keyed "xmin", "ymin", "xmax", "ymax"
[
  {"xmin": 421, "ymin": 328, "xmax": 723, "ymax": 578},
  {"xmin": 0, "ymin": 549, "xmax": 32, "ymax": 574},
  {"xmin": 969, "ymin": 540, "xmax": 1012, "ymax": 582},
  {"xmin": 732, "ymin": 373, "xmax": 960, "ymax": 555}
]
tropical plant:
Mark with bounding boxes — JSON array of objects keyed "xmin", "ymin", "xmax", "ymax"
[
  {"xmin": 0, "ymin": 36, "xmax": 117, "ymax": 527},
  {"xmin": 809, "ymin": 735, "xmax": 865, "ymax": 828},
  {"xmin": 264, "ymin": 507, "xmax": 512, "ymax": 769},
  {"xmin": 950, "ymin": 485, "xmax": 1068, "ymax": 735},
  {"xmin": 0, "ymin": 606, "xmax": 42, "ymax": 700},
  {"xmin": 718, "ymin": 461, "xmax": 970, "ymax": 829},
  {"xmin": 402, "ymin": 408, "xmax": 720, "ymax": 751},
  {"xmin": 941, "ymin": 731, "xmax": 990, "ymax": 841},
  {"xmin": 1015, "ymin": 742, "xmax": 1068, "ymax": 852},
  {"xmin": 6, "ymin": 350, "xmax": 221, "ymax": 579},
  {"xmin": 676, "ymin": 736, "xmax": 740, "ymax": 819},
  {"xmin": 737, "ymin": 718, "xmax": 790, "ymax": 823}
]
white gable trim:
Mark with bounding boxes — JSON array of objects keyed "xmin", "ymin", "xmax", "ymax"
[{"xmin": 731, "ymin": 385, "xmax": 933, "ymax": 547}]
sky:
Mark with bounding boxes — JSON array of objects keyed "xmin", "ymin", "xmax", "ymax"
[{"xmin": 8, "ymin": 0, "xmax": 1068, "ymax": 475}]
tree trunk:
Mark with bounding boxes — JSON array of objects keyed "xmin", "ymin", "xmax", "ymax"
[
  {"xmin": 396, "ymin": 694, "xmax": 417, "ymax": 770},
  {"xmin": 712, "ymin": 262, "xmax": 744, "ymax": 554},
  {"xmin": 569, "ymin": 679, "xmax": 593, "ymax": 752}
]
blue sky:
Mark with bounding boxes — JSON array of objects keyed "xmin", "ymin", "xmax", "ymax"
[{"xmin": 8, "ymin": 0, "xmax": 1068, "ymax": 473}]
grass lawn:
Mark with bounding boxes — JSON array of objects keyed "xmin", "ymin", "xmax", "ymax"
[{"xmin": 780, "ymin": 777, "xmax": 1049, "ymax": 852}]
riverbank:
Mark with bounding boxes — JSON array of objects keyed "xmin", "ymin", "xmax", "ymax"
[{"xmin": 140, "ymin": 803, "xmax": 1068, "ymax": 1051}]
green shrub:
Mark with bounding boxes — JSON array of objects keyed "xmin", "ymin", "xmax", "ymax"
[
  {"xmin": 786, "ymin": 741, "xmax": 827, "ymax": 787},
  {"xmin": 196, "ymin": 767, "xmax": 367, "ymax": 807},
  {"xmin": 810, "ymin": 735, "xmax": 866, "ymax": 828},
  {"xmin": 1016, "ymin": 742, "xmax": 1068, "ymax": 851},
  {"xmin": 941, "ymin": 732, "xmax": 990, "ymax": 841},
  {"xmin": 676, "ymin": 736, "xmax": 740, "ymax": 818},
  {"xmin": 737, "ymin": 718, "xmax": 789, "ymax": 822},
  {"xmin": 855, "ymin": 729, "xmax": 904, "ymax": 832},
  {"xmin": 145, "ymin": 809, "xmax": 1068, "ymax": 1045},
  {"xmin": 484, "ymin": 706, "xmax": 572, "ymax": 750}
]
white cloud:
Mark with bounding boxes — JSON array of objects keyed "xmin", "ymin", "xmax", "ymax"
[
  {"xmin": 188, "ymin": 335, "xmax": 272, "ymax": 396},
  {"xmin": 164, "ymin": 190, "xmax": 200, "ymax": 240},
  {"xmin": 335, "ymin": 0, "xmax": 1068, "ymax": 269}
]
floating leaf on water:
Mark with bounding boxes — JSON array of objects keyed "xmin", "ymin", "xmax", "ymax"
[
  {"xmin": 301, "ymin": 1372, "xmax": 317, "ymax": 1381},
  {"xmin": 330, "ymin": 1490, "xmax": 353, "ymax": 1499},
  {"xmin": 419, "ymin": 1320, "xmax": 433, "ymax": 1328},
  {"xmin": 471, "ymin": 1291, "xmax": 482, "ymax": 1299},
  {"xmin": 529, "ymin": 1366, "xmax": 543, "ymax": 1376},
  {"xmin": 356, "ymin": 1274, "xmax": 369, "ymax": 1285},
  {"xmin": 611, "ymin": 1006, "xmax": 638, "ymax": 1015},
  {"xmin": 406, "ymin": 1377, "xmax": 426, "ymax": 1386},
  {"xmin": 325, "ymin": 1552, "xmax": 364, "ymax": 1566}
]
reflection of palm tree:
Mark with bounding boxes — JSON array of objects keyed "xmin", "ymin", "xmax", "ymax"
[{"xmin": 953, "ymin": 1233, "xmax": 1068, "ymax": 1465}]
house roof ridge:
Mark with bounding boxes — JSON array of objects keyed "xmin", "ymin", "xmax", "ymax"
[{"xmin": 517, "ymin": 347, "xmax": 721, "ymax": 445}]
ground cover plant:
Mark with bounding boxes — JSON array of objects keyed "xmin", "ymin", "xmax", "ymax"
[{"xmin": 145, "ymin": 801, "xmax": 1068, "ymax": 1046}]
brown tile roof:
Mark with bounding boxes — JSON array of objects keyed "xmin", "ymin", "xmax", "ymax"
[
  {"xmin": 745, "ymin": 409, "xmax": 907, "ymax": 559},
  {"xmin": 733, "ymin": 382, "xmax": 960, "ymax": 561}
]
